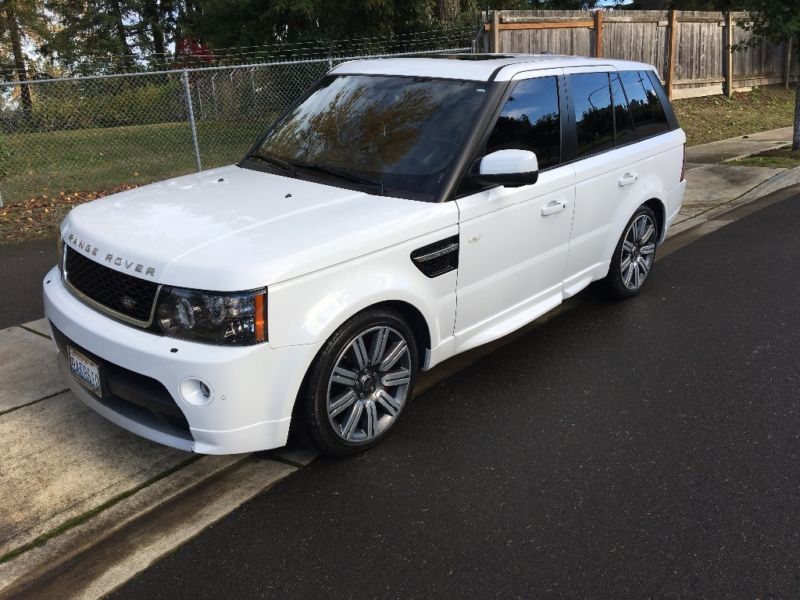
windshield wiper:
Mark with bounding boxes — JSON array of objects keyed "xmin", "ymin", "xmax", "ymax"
[
  {"xmin": 300, "ymin": 163, "xmax": 385, "ymax": 196},
  {"xmin": 246, "ymin": 152, "xmax": 296, "ymax": 175}
]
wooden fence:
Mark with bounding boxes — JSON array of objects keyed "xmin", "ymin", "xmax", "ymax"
[{"xmin": 481, "ymin": 10, "xmax": 797, "ymax": 99}]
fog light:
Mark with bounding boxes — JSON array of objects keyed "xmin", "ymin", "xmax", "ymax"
[{"xmin": 180, "ymin": 378, "xmax": 213, "ymax": 406}]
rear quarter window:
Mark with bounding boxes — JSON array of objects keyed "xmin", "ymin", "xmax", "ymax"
[
  {"xmin": 610, "ymin": 72, "xmax": 636, "ymax": 147},
  {"xmin": 619, "ymin": 70, "xmax": 670, "ymax": 141}
]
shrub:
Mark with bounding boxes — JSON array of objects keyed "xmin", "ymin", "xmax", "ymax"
[
  {"xmin": 0, "ymin": 135, "xmax": 11, "ymax": 181},
  {"xmin": 36, "ymin": 80, "xmax": 185, "ymax": 131}
]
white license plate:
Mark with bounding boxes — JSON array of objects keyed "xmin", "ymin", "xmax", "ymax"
[{"xmin": 68, "ymin": 346, "xmax": 102, "ymax": 397}]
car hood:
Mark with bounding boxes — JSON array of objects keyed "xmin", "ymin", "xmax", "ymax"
[{"xmin": 61, "ymin": 165, "xmax": 458, "ymax": 290}]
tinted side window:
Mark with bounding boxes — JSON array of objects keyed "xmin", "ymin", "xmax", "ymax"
[
  {"xmin": 610, "ymin": 72, "xmax": 636, "ymax": 146},
  {"xmin": 619, "ymin": 70, "xmax": 670, "ymax": 140},
  {"xmin": 485, "ymin": 76, "xmax": 561, "ymax": 170},
  {"xmin": 570, "ymin": 72, "xmax": 615, "ymax": 157}
]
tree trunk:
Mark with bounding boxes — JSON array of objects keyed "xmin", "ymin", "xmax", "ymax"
[
  {"xmin": 4, "ymin": 0, "xmax": 32, "ymax": 118},
  {"xmin": 151, "ymin": 18, "xmax": 166, "ymax": 64},
  {"xmin": 793, "ymin": 76, "xmax": 800, "ymax": 151},
  {"xmin": 110, "ymin": 0, "xmax": 133, "ymax": 62},
  {"xmin": 142, "ymin": 0, "xmax": 167, "ymax": 65},
  {"xmin": 436, "ymin": 0, "xmax": 459, "ymax": 22}
]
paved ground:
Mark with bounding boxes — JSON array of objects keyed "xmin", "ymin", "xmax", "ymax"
[
  {"xmin": 676, "ymin": 126, "xmax": 799, "ymax": 234},
  {"xmin": 110, "ymin": 192, "xmax": 800, "ymax": 598},
  {"xmin": 0, "ymin": 240, "xmax": 56, "ymax": 330},
  {"xmin": 684, "ymin": 126, "xmax": 794, "ymax": 165}
]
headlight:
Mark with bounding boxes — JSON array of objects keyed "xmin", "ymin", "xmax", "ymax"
[{"xmin": 156, "ymin": 287, "xmax": 267, "ymax": 346}]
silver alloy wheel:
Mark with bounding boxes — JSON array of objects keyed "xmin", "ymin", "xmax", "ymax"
[
  {"xmin": 620, "ymin": 213, "xmax": 657, "ymax": 290},
  {"xmin": 326, "ymin": 326, "xmax": 412, "ymax": 444}
]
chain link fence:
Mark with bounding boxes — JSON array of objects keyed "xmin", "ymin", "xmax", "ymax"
[{"xmin": 0, "ymin": 47, "xmax": 470, "ymax": 206}]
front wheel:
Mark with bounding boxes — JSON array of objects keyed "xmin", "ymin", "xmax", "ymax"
[
  {"xmin": 603, "ymin": 205, "xmax": 659, "ymax": 299},
  {"xmin": 302, "ymin": 308, "xmax": 418, "ymax": 457}
]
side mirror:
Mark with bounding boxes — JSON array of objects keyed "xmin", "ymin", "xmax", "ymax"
[{"xmin": 469, "ymin": 149, "xmax": 539, "ymax": 188}]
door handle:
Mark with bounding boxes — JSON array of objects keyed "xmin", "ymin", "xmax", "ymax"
[
  {"xmin": 619, "ymin": 172, "xmax": 638, "ymax": 187},
  {"xmin": 541, "ymin": 200, "xmax": 568, "ymax": 217}
]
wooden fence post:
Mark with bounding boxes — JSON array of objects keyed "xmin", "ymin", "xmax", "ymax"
[
  {"xmin": 492, "ymin": 11, "xmax": 500, "ymax": 53},
  {"xmin": 594, "ymin": 10, "xmax": 604, "ymax": 58},
  {"xmin": 786, "ymin": 37, "xmax": 793, "ymax": 90},
  {"xmin": 667, "ymin": 10, "xmax": 678, "ymax": 99},
  {"xmin": 725, "ymin": 12, "xmax": 734, "ymax": 97}
]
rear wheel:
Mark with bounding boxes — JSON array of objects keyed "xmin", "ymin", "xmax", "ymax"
[
  {"xmin": 603, "ymin": 205, "xmax": 659, "ymax": 299},
  {"xmin": 302, "ymin": 308, "xmax": 418, "ymax": 457}
]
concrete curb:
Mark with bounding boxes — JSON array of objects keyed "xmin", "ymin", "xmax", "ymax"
[
  {"xmin": 670, "ymin": 165, "xmax": 800, "ymax": 238},
  {"xmin": 0, "ymin": 455, "xmax": 302, "ymax": 600}
]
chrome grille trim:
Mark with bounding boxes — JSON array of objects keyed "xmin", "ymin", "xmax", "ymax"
[{"xmin": 63, "ymin": 247, "xmax": 161, "ymax": 328}]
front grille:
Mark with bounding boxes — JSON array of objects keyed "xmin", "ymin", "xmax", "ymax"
[{"xmin": 65, "ymin": 247, "xmax": 159, "ymax": 324}]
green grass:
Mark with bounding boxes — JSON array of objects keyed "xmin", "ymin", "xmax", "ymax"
[
  {"xmin": 672, "ymin": 85, "xmax": 796, "ymax": 147},
  {"xmin": 1, "ymin": 119, "xmax": 270, "ymax": 204},
  {"xmin": 732, "ymin": 146, "xmax": 800, "ymax": 169}
]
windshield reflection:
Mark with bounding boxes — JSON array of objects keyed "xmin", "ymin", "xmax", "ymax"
[{"xmin": 252, "ymin": 75, "xmax": 490, "ymax": 200}]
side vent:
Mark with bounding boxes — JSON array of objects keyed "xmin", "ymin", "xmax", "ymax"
[{"xmin": 411, "ymin": 236, "xmax": 459, "ymax": 278}]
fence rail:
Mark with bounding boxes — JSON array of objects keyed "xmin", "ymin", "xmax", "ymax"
[
  {"xmin": 481, "ymin": 9, "xmax": 798, "ymax": 99},
  {"xmin": 0, "ymin": 47, "xmax": 468, "ymax": 206}
]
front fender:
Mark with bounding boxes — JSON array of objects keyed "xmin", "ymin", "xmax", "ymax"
[{"xmin": 266, "ymin": 226, "xmax": 459, "ymax": 368}]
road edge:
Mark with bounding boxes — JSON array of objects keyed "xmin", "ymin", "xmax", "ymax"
[{"xmin": 0, "ymin": 454, "xmax": 306, "ymax": 600}]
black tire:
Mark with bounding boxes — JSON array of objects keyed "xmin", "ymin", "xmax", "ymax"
[
  {"xmin": 603, "ymin": 205, "xmax": 659, "ymax": 300},
  {"xmin": 301, "ymin": 308, "xmax": 418, "ymax": 457}
]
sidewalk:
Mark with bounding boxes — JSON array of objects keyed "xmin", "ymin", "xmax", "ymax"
[
  {"xmin": 0, "ymin": 126, "xmax": 798, "ymax": 599},
  {"xmin": 0, "ymin": 318, "xmax": 314, "ymax": 599},
  {"xmin": 674, "ymin": 126, "xmax": 800, "ymax": 235}
]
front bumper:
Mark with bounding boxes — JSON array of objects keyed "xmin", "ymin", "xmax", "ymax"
[{"xmin": 43, "ymin": 267, "xmax": 322, "ymax": 454}]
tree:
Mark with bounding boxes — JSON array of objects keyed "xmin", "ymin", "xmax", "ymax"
[
  {"xmin": 44, "ymin": 0, "xmax": 137, "ymax": 72},
  {"xmin": 437, "ymin": 0, "xmax": 460, "ymax": 22},
  {"xmin": 739, "ymin": 1, "xmax": 800, "ymax": 150},
  {"xmin": 138, "ymin": 0, "xmax": 171, "ymax": 65},
  {"xmin": 45, "ymin": 0, "xmax": 192, "ymax": 71},
  {"xmin": 0, "ymin": 0, "xmax": 47, "ymax": 116},
  {"xmin": 628, "ymin": 0, "xmax": 746, "ymax": 9},
  {"xmin": 185, "ymin": 0, "xmax": 435, "ymax": 48}
]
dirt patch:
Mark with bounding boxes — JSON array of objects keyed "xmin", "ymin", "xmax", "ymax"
[{"xmin": 0, "ymin": 186, "xmax": 137, "ymax": 246}]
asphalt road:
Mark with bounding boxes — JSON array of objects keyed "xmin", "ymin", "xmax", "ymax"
[
  {"xmin": 107, "ymin": 194, "xmax": 799, "ymax": 597},
  {"xmin": 0, "ymin": 240, "xmax": 57, "ymax": 330}
]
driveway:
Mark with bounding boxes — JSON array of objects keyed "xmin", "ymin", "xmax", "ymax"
[
  {"xmin": 111, "ymin": 192, "xmax": 800, "ymax": 598},
  {"xmin": 0, "ymin": 240, "xmax": 56, "ymax": 330}
]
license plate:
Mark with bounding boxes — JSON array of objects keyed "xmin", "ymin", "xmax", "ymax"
[{"xmin": 68, "ymin": 346, "xmax": 102, "ymax": 397}]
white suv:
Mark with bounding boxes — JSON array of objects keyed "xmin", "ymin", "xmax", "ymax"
[{"xmin": 44, "ymin": 54, "xmax": 686, "ymax": 456}]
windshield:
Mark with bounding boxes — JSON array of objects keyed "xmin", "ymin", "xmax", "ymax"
[{"xmin": 249, "ymin": 74, "xmax": 490, "ymax": 201}]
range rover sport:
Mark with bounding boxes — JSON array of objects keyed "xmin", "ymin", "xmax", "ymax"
[{"xmin": 44, "ymin": 54, "xmax": 686, "ymax": 456}]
